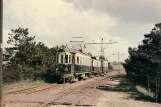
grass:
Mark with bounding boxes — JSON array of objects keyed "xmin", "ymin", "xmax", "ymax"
[
  {"xmin": 3, "ymin": 80, "xmax": 46, "ymax": 91},
  {"xmin": 97, "ymin": 74, "xmax": 156, "ymax": 102}
]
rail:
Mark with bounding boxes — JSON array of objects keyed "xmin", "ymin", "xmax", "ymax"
[{"xmin": 39, "ymin": 73, "xmax": 118, "ymax": 107}]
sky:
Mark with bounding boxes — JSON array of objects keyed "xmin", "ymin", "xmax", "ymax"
[{"xmin": 3, "ymin": 0, "xmax": 161, "ymax": 62}]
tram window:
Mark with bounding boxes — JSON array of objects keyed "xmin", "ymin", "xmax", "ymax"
[
  {"xmin": 80, "ymin": 57, "xmax": 82, "ymax": 64},
  {"xmin": 61, "ymin": 55, "xmax": 63, "ymax": 63},
  {"xmin": 56, "ymin": 54, "xmax": 59, "ymax": 63},
  {"xmin": 77, "ymin": 56, "xmax": 79, "ymax": 64},
  {"xmin": 84, "ymin": 59, "xmax": 85, "ymax": 65},
  {"xmin": 69, "ymin": 55, "xmax": 71, "ymax": 63},
  {"xmin": 65, "ymin": 55, "xmax": 68, "ymax": 63}
]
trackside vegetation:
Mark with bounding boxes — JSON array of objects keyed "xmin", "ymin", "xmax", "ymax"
[
  {"xmin": 3, "ymin": 27, "xmax": 65, "ymax": 83},
  {"xmin": 98, "ymin": 74, "xmax": 156, "ymax": 102},
  {"xmin": 123, "ymin": 23, "xmax": 161, "ymax": 103}
]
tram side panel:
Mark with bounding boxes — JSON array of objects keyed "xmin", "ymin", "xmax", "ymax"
[
  {"xmin": 74, "ymin": 53, "xmax": 91, "ymax": 78},
  {"xmin": 92, "ymin": 59, "xmax": 101, "ymax": 75}
]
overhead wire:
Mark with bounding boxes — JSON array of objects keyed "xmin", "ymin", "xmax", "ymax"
[
  {"xmin": 18, "ymin": 0, "xmax": 109, "ymax": 49},
  {"xmin": 17, "ymin": 0, "xmax": 39, "ymax": 27},
  {"xmin": 80, "ymin": 0, "xmax": 103, "ymax": 34},
  {"xmin": 89, "ymin": 0, "xmax": 92, "ymax": 6},
  {"xmin": 72, "ymin": 0, "xmax": 88, "ymax": 20},
  {"xmin": 79, "ymin": 0, "xmax": 104, "ymax": 33},
  {"xmin": 72, "ymin": 0, "xmax": 101, "ymax": 50},
  {"xmin": 78, "ymin": 0, "xmax": 114, "ymax": 44},
  {"xmin": 75, "ymin": 0, "xmax": 118, "ymax": 57},
  {"xmin": 80, "ymin": 0, "xmax": 89, "ymax": 12},
  {"xmin": 18, "ymin": 0, "xmax": 101, "ymax": 36},
  {"xmin": 18, "ymin": 0, "xmax": 79, "ymax": 44},
  {"xmin": 19, "ymin": 0, "xmax": 37, "ymax": 11},
  {"xmin": 72, "ymin": 0, "xmax": 101, "ymax": 37},
  {"xmin": 18, "ymin": 0, "xmax": 77, "ymax": 50},
  {"xmin": 18, "ymin": 0, "xmax": 100, "ymax": 38}
]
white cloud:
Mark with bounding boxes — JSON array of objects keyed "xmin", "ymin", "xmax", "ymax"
[
  {"xmin": 2, "ymin": 28, "xmax": 11, "ymax": 48},
  {"xmin": 85, "ymin": 0, "xmax": 161, "ymax": 24},
  {"xmin": 3, "ymin": 0, "xmax": 133, "ymax": 61}
]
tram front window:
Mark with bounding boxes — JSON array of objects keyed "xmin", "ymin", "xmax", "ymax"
[
  {"xmin": 56, "ymin": 54, "xmax": 59, "ymax": 63},
  {"xmin": 69, "ymin": 55, "xmax": 71, "ymax": 63},
  {"xmin": 65, "ymin": 55, "xmax": 68, "ymax": 63},
  {"xmin": 61, "ymin": 55, "xmax": 63, "ymax": 63}
]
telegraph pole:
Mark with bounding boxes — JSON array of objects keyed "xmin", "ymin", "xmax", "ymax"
[
  {"xmin": 0, "ymin": 0, "xmax": 3, "ymax": 106},
  {"xmin": 101, "ymin": 38, "xmax": 103, "ymax": 72},
  {"xmin": 84, "ymin": 38, "xmax": 117, "ymax": 73},
  {"xmin": 117, "ymin": 52, "xmax": 120, "ymax": 73}
]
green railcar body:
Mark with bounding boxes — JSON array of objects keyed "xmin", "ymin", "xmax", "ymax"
[{"xmin": 55, "ymin": 48, "xmax": 108, "ymax": 83}]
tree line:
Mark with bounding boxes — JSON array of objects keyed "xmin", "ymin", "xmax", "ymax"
[
  {"xmin": 3, "ymin": 27, "xmax": 65, "ymax": 83},
  {"xmin": 123, "ymin": 23, "xmax": 161, "ymax": 103},
  {"xmin": 2, "ymin": 27, "xmax": 112, "ymax": 83}
]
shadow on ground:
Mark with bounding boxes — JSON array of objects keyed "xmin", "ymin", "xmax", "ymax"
[{"xmin": 97, "ymin": 74, "xmax": 156, "ymax": 102}]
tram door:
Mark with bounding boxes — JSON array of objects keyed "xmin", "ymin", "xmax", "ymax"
[
  {"xmin": 91, "ymin": 60, "xmax": 94, "ymax": 72},
  {"xmin": 71, "ymin": 54, "xmax": 75, "ymax": 73}
]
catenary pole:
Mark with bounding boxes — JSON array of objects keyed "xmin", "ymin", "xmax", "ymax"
[
  {"xmin": 84, "ymin": 38, "xmax": 117, "ymax": 73},
  {"xmin": 112, "ymin": 52, "xmax": 126, "ymax": 72}
]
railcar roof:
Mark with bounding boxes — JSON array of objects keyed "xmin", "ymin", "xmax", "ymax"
[{"xmin": 57, "ymin": 48, "xmax": 90, "ymax": 56}]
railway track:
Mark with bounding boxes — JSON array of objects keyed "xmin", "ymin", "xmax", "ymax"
[
  {"xmin": 4, "ymin": 84, "xmax": 60, "ymax": 95},
  {"xmin": 39, "ymin": 73, "xmax": 119, "ymax": 107},
  {"xmin": 39, "ymin": 84, "xmax": 96, "ymax": 107},
  {"xmin": 3, "ymin": 71, "xmax": 121, "ymax": 107}
]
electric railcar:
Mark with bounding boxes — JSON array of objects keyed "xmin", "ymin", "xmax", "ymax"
[{"xmin": 55, "ymin": 48, "xmax": 108, "ymax": 83}]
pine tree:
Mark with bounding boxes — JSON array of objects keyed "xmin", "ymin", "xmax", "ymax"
[
  {"xmin": 123, "ymin": 23, "xmax": 161, "ymax": 103},
  {"xmin": 3, "ymin": 28, "xmax": 59, "ymax": 82}
]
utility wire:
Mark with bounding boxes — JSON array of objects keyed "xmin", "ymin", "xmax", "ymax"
[
  {"xmin": 72, "ymin": 0, "xmax": 101, "ymax": 40},
  {"xmin": 72, "ymin": 0, "xmax": 101, "ymax": 36},
  {"xmin": 80, "ymin": 0, "xmax": 89, "ymax": 12},
  {"xmin": 78, "ymin": 0, "xmax": 103, "ymax": 34},
  {"xmin": 19, "ymin": 0, "xmax": 79, "ymax": 39},
  {"xmin": 74, "ymin": 0, "xmax": 113, "ymax": 57},
  {"xmin": 89, "ymin": 0, "xmax": 92, "ymax": 6},
  {"xmin": 72, "ymin": 0, "xmax": 88, "ymax": 20},
  {"xmin": 19, "ymin": 0, "xmax": 105, "ymax": 48},
  {"xmin": 19, "ymin": 0, "xmax": 37, "ymax": 11},
  {"xmin": 19, "ymin": 0, "xmax": 101, "ymax": 38}
]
